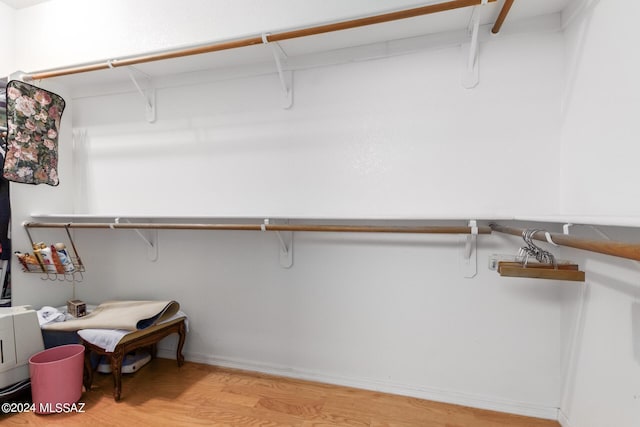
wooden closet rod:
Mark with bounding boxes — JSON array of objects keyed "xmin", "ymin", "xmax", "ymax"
[
  {"xmin": 24, "ymin": 222, "xmax": 491, "ymax": 235},
  {"xmin": 491, "ymin": 0, "xmax": 515, "ymax": 34},
  {"xmin": 24, "ymin": 0, "xmax": 497, "ymax": 81},
  {"xmin": 489, "ymin": 223, "xmax": 640, "ymax": 262}
]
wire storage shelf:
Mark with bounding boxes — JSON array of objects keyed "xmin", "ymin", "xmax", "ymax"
[
  {"xmin": 17, "ymin": 253, "xmax": 85, "ymax": 282},
  {"xmin": 18, "ymin": 224, "xmax": 85, "ymax": 282}
]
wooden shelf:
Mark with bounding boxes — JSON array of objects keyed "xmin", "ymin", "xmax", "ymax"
[
  {"xmin": 31, "ymin": 213, "xmax": 640, "ymax": 228},
  {"xmin": 514, "ymin": 215, "xmax": 640, "ymax": 228},
  {"xmin": 29, "ymin": 213, "xmax": 510, "ymax": 223}
]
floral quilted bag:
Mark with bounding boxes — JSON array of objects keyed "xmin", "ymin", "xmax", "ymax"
[{"xmin": 2, "ymin": 80, "xmax": 65, "ymax": 186}]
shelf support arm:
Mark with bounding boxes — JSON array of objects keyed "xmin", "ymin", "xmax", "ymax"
[
  {"xmin": 460, "ymin": 220, "xmax": 478, "ymax": 278},
  {"xmin": 114, "ymin": 218, "xmax": 159, "ymax": 261},
  {"xmin": 263, "ymin": 219, "xmax": 293, "ymax": 268},
  {"xmin": 262, "ymin": 33, "xmax": 293, "ymax": 109},
  {"xmin": 113, "ymin": 63, "xmax": 156, "ymax": 123},
  {"xmin": 461, "ymin": 0, "xmax": 488, "ymax": 89}
]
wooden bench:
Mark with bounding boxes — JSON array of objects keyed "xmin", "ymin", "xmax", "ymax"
[{"xmin": 81, "ymin": 317, "xmax": 186, "ymax": 401}]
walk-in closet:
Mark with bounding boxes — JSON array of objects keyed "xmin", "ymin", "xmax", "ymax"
[{"xmin": 0, "ymin": 1, "xmax": 637, "ymax": 426}]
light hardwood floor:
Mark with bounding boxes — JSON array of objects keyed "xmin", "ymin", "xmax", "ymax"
[{"xmin": 2, "ymin": 358, "xmax": 560, "ymax": 426}]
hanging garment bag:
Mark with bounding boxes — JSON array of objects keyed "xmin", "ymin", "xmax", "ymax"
[{"xmin": 2, "ymin": 80, "xmax": 65, "ymax": 186}]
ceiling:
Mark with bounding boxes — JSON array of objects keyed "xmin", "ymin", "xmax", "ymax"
[
  {"xmin": 0, "ymin": 0, "xmax": 50, "ymax": 9},
  {"xmin": 0, "ymin": 0, "xmax": 576, "ymax": 20},
  {"xmin": 0, "ymin": 0, "xmax": 574, "ymax": 16}
]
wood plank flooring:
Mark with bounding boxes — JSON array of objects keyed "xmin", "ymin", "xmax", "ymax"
[{"xmin": 1, "ymin": 358, "xmax": 560, "ymax": 426}]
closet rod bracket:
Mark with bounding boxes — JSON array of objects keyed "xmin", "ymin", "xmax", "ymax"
[
  {"xmin": 113, "ymin": 218, "xmax": 159, "ymax": 261},
  {"xmin": 115, "ymin": 64, "xmax": 156, "ymax": 123},
  {"xmin": 263, "ymin": 219, "xmax": 293, "ymax": 268},
  {"xmin": 461, "ymin": 1, "xmax": 486, "ymax": 89},
  {"xmin": 460, "ymin": 220, "xmax": 478, "ymax": 278},
  {"xmin": 262, "ymin": 33, "xmax": 293, "ymax": 109}
]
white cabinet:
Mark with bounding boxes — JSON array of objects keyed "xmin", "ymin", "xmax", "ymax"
[{"xmin": 0, "ymin": 306, "xmax": 44, "ymax": 389}]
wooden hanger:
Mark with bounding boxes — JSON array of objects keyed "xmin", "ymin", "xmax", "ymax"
[
  {"xmin": 495, "ymin": 228, "xmax": 585, "ymax": 282},
  {"xmin": 497, "ymin": 261, "xmax": 585, "ymax": 282}
]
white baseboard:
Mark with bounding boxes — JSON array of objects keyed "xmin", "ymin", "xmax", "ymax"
[
  {"xmin": 157, "ymin": 348, "xmax": 559, "ymax": 421},
  {"xmin": 558, "ymin": 409, "xmax": 572, "ymax": 427}
]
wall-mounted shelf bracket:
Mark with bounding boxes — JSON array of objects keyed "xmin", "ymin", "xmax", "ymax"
[
  {"xmin": 461, "ymin": 0, "xmax": 487, "ymax": 89},
  {"xmin": 262, "ymin": 33, "xmax": 293, "ymax": 109},
  {"xmin": 11, "ymin": 70, "xmax": 27, "ymax": 81},
  {"xmin": 460, "ymin": 220, "xmax": 478, "ymax": 278},
  {"xmin": 113, "ymin": 63, "xmax": 156, "ymax": 123},
  {"xmin": 263, "ymin": 219, "xmax": 293, "ymax": 268},
  {"xmin": 113, "ymin": 218, "xmax": 158, "ymax": 261}
]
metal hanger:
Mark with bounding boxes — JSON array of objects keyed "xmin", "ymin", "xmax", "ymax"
[{"xmin": 518, "ymin": 228, "xmax": 556, "ymax": 267}]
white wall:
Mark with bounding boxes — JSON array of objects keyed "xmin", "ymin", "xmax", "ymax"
[
  {"xmin": 557, "ymin": 227, "xmax": 640, "ymax": 427},
  {"xmin": 70, "ymin": 32, "xmax": 562, "ymax": 219},
  {"xmin": 561, "ymin": 0, "xmax": 640, "ymax": 216},
  {"xmin": 60, "ymin": 223, "xmax": 574, "ymax": 419},
  {"xmin": 559, "ymin": 1, "xmax": 640, "ymax": 426},
  {"xmin": 8, "ymin": 0, "xmax": 576, "ymax": 420},
  {"xmin": 0, "ymin": 2, "xmax": 15, "ymax": 77}
]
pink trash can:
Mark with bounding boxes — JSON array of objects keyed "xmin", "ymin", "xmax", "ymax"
[{"xmin": 29, "ymin": 344, "xmax": 85, "ymax": 414}]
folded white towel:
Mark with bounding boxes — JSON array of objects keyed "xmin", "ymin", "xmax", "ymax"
[
  {"xmin": 37, "ymin": 306, "xmax": 66, "ymax": 326},
  {"xmin": 78, "ymin": 311, "xmax": 189, "ymax": 352},
  {"xmin": 78, "ymin": 329, "xmax": 129, "ymax": 352}
]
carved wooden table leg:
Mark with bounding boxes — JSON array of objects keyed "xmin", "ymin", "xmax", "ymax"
[
  {"xmin": 109, "ymin": 345, "xmax": 125, "ymax": 401},
  {"xmin": 176, "ymin": 321, "xmax": 186, "ymax": 367},
  {"xmin": 83, "ymin": 346, "xmax": 94, "ymax": 391}
]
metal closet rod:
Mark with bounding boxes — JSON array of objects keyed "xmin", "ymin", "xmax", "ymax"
[
  {"xmin": 23, "ymin": 0, "xmax": 499, "ymax": 81},
  {"xmin": 23, "ymin": 222, "xmax": 491, "ymax": 235},
  {"xmin": 489, "ymin": 223, "xmax": 640, "ymax": 262}
]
